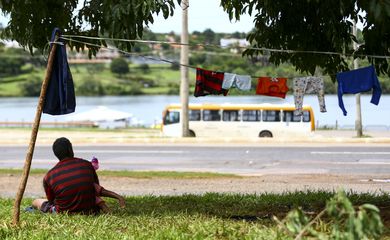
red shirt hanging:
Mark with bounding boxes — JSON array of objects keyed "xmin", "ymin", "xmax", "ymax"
[{"xmin": 256, "ymin": 77, "xmax": 289, "ymax": 98}]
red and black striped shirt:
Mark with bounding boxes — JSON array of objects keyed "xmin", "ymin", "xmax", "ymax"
[
  {"xmin": 43, "ymin": 157, "xmax": 99, "ymax": 213},
  {"xmin": 194, "ymin": 68, "xmax": 229, "ymax": 97}
]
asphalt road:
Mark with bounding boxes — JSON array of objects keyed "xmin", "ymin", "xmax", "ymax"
[{"xmin": 0, "ymin": 144, "xmax": 389, "ymax": 175}]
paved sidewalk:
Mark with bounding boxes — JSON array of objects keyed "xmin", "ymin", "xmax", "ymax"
[{"xmin": 0, "ymin": 129, "xmax": 389, "ymax": 145}]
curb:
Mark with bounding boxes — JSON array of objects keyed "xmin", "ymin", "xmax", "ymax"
[{"xmin": 0, "ymin": 129, "xmax": 390, "ymax": 145}]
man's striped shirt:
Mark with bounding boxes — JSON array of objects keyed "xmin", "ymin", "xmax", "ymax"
[{"xmin": 43, "ymin": 157, "xmax": 99, "ymax": 213}]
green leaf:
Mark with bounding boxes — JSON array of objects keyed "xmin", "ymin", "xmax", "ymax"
[
  {"xmin": 162, "ymin": 4, "xmax": 169, "ymax": 19},
  {"xmin": 360, "ymin": 204, "xmax": 379, "ymax": 213}
]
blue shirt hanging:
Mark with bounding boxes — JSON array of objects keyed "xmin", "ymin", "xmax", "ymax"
[
  {"xmin": 336, "ymin": 65, "xmax": 381, "ymax": 116},
  {"xmin": 43, "ymin": 28, "xmax": 76, "ymax": 115}
]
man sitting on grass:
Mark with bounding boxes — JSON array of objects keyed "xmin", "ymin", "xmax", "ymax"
[{"xmin": 32, "ymin": 137, "xmax": 125, "ymax": 213}]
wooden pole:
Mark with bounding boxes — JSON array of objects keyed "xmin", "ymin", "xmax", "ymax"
[{"xmin": 12, "ymin": 38, "xmax": 58, "ymax": 225}]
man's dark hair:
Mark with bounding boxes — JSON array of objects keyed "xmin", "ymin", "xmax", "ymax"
[{"xmin": 52, "ymin": 137, "xmax": 74, "ymax": 160}]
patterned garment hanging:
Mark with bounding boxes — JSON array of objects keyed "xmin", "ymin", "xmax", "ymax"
[{"xmin": 293, "ymin": 77, "xmax": 326, "ymax": 115}]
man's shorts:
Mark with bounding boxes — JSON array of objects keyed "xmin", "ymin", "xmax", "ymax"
[{"xmin": 40, "ymin": 201, "xmax": 57, "ymax": 213}]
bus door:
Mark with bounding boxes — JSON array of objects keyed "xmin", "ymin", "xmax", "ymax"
[{"xmin": 162, "ymin": 110, "xmax": 180, "ymax": 136}]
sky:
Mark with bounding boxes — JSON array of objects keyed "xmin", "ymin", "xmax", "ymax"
[
  {"xmin": 0, "ymin": 0, "xmax": 254, "ymax": 34},
  {"xmin": 148, "ymin": 0, "xmax": 254, "ymax": 33}
]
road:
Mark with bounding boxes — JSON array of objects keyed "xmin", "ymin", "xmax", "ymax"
[{"xmin": 0, "ymin": 144, "xmax": 389, "ymax": 175}]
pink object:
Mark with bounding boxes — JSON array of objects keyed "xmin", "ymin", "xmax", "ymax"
[{"xmin": 91, "ymin": 156, "xmax": 99, "ymax": 170}]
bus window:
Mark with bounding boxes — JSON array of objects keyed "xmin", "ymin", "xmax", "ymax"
[
  {"xmin": 223, "ymin": 110, "xmax": 240, "ymax": 122},
  {"xmin": 203, "ymin": 110, "xmax": 221, "ymax": 121},
  {"xmin": 262, "ymin": 110, "xmax": 281, "ymax": 122},
  {"xmin": 163, "ymin": 111, "xmax": 180, "ymax": 125},
  {"xmin": 302, "ymin": 111, "xmax": 311, "ymax": 122},
  {"xmin": 283, "ymin": 110, "xmax": 302, "ymax": 122},
  {"xmin": 189, "ymin": 110, "xmax": 201, "ymax": 121},
  {"xmin": 242, "ymin": 110, "xmax": 260, "ymax": 121}
]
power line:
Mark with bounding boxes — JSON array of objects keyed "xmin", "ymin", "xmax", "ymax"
[
  {"xmin": 60, "ymin": 36, "xmax": 197, "ymax": 69},
  {"xmin": 61, "ymin": 34, "xmax": 390, "ymax": 60},
  {"xmin": 59, "ymin": 36, "xmax": 331, "ymax": 79}
]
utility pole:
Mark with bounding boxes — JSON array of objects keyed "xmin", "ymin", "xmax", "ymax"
[
  {"xmin": 353, "ymin": 20, "xmax": 363, "ymax": 137},
  {"xmin": 180, "ymin": 0, "xmax": 189, "ymax": 137}
]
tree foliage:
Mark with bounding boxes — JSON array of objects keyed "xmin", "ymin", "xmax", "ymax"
[
  {"xmin": 0, "ymin": 56, "xmax": 25, "ymax": 76},
  {"xmin": 2, "ymin": 0, "xmax": 390, "ymax": 79},
  {"xmin": 220, "ymin": 0, "xmax": 390, "ymax": 77},
  {"xmin": 0, "ymin": 0, "xmax": 181, "ymax": 54}
]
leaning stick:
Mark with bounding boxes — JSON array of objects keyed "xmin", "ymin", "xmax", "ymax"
[{"xmin": 12, "ymin": 38, "xmax": 58, "ymax": 225}]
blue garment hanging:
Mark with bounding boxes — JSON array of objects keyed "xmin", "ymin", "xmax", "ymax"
[
  {"xmin": 336, "ymin": 65, "xmax": 381, "ymax": 116},
  {"xmin": 43, "ymin": 28, "xmax": 76, "ymax": 115}
]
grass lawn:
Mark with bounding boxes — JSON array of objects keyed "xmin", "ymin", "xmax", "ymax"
[
  {"xmin": 0, "ymin": 75, "xmax": 28, "ymax": 96},
  {"xmin": 0, "ymin": 191, "xmax": 389, "ymax": 239},
  {"xmin": 0, "ymin": 169, "xmax": 238, "ymax": 179},
  {"xmin": 0, "ymin": 63, "xmax": 193, "ymax": 97}
]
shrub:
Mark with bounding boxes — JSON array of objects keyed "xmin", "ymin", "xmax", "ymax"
[
  {"xmin": 110, "ymin": 58, "xmax": 129, "ymax": 75},
  {"xmin": 139, "ymin": 63, "xmax": 151, "ymax": 74},
  {"xmin": 76, "ymin": 78, "xmax": 105, "ymax": 96},
  {"xmin": 275, "ymin": 191, "xmax": 384, "ymax": 239},
  {"xmin": 19, "ymin": 75, "xmax": 42, "ymax": 96}
]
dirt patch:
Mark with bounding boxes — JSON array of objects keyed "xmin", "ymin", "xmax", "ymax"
[{"xmin": 1, "ymin": 173, "xmax": 389, "ymax": 198}]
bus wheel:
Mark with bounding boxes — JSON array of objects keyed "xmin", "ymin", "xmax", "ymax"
[
  {"xmin": 259, "ymin": 131, "xmax": 273, "ymax": 138},
  {"xmin": 189, "ymin": 130, "xmax": 196, "ymax": 137}
]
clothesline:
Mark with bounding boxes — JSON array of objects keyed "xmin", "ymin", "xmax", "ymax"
[
  {"xmin": 59, "ymin": 36, "xmax": 330, "ymax": 79},
  {"xmin": 59, "ymin": 36, "xmax": 335, "ymax": 115},
  {"xmin": 54, "ymin": 31, "xmax": 383, "ymax": 119},
  {"xmin": 62, "ymin": 34, "xmax": 390, "ymax": 60},
  {"xmin": 60, "ymin": 36, "xmax": 197, "ymax": 70}
]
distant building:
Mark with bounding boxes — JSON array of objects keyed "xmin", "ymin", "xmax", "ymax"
[
  {"xmin": 0, "ymin": 40, "xmax": 22, "ymax": 48},
  {"xmin": 96, "ymin": 47, "xmax": 120, "ymax": 59},
  {"xmin": 220, "ymin": 38, "xmax": 249, "ymax": 54},
  {"xmin": 165, "ymin": 34, "xmax": 181, "ymax": 51},
  {"xmin": 67, "ymin": 45, "xmax": 120, "ymax": 63},
  {"xmin": 220, "ymin": 38, "xmax": 249, "ymax": 48}
]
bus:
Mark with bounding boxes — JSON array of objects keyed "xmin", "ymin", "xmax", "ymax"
[{"xmin": 162, "ymin": 103, "xmax": 315, "ymax": 138}]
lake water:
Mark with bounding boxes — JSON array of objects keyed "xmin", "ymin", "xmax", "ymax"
[{"xmin": 0, "ymin": 95, "xmax": 389, "ymax": 129}]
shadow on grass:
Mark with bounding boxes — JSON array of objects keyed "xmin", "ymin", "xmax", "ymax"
[{"xmin": 106, "ymin": 191, "xmax": 390, "ymax": 224}]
